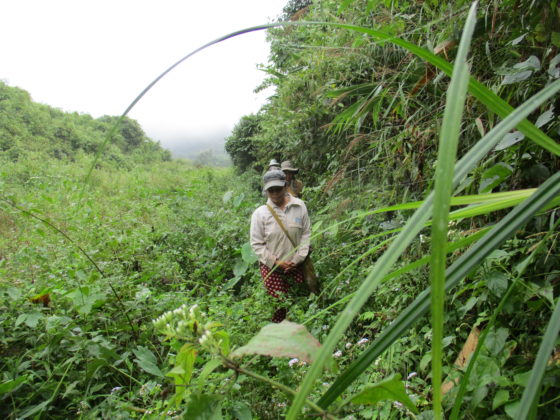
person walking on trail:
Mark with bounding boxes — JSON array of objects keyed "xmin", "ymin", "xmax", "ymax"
[
  {"xmin": 250, "ymin": 170, "xmax": 311, "ymax": 322},
  {"xmin": 268, "ymin": 158, "xmax": 281, "ymax": 171},
  {"xmin": 281, "ymin": 160, "xmax": 303, "ymax": 198}
]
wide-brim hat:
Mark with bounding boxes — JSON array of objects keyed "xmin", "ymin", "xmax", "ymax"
[
  {"xmin": 281, "ymin": 160, "xmax": 299, "ymax": 172},
  {"xmin": 263, "ymin": 169, "xmax": 286, "ymax": 191}
]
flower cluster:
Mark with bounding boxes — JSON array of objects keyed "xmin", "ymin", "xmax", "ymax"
[
  {"xmin": 153, "ymin": 303, "xmax": 230, "ymax": 356},
  {"xmin": 288, "ymin": 358, "xmax": 308, "ymax": 367}
]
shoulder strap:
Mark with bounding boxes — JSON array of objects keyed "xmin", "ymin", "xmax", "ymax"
[{"xmin": 266, "ymin": 204, "xmax": 296, "ymax": 247}]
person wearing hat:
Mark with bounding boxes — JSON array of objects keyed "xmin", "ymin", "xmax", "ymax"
[
  {"xmin": 268, "ymin": 158, "xmax": 281, "ymax": 171},
  {"xmin": 281, "ymin": 160, "xmax": 303, "ymax": 198},
  {"xmin": 250, "ymin": 169, "xmax": 311, "ymax": 322}
]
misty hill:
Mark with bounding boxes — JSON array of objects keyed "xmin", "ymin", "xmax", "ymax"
[
  {"xmin": 0, "ymin": 81, "xmax": 171, "ymax": 167},
  {"xmin": 164, "ymin": 135, "xmax": 231, "ymax": 166}
]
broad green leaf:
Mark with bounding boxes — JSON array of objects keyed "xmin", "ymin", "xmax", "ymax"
[
  {"xmin": 484, "ymin": 327, "xmax": 509, "ymax": 356},
  {"xmin": 486, "ymin": 271, "xmax": 509, "ymax": 297},
  {"xmin": 493, "ymin": 389, "xmax": 510, "ymax": 410},
  {"xmin": 535, "ymin": 108, "xmax": 555, "ymax": 128},
  {"xmin": 5, "ymin": 286, "xmax": 22, "ymax": 300},
  {"xmin": 167, "ymin": 344, "xmax": 197, "ymax": 401},
  {"xmin": 241, "ymin": 242, "xmax": 258, "ymax": 264},
  {"xmin": 346, "ymin": 374, "xmax": 418, "ymax": 413},
  {"xmin": 133, "ymin": 346, "xmax": 164, "ymax": 377},
  {"xmin": 233, "ymin": 193, "xmax": 245, "ymax": 209},
  {"xmin": 184, "ymin": 394, "xmax": 223, "ymax": 420},
  {"xmin": 494, "ymin": 131, "xmax": 525, "ymax": 151},
  {"xmin": 231, "ymin": 321, "xmax": 321, "ymax": 364},
  {"xmin": 222, "ymin": 190, "xmax": 233, "ymax": 203},
  {"xmin": 0, "ymin": 376, "xmax": 28, "ymax": 395},
  {"xmin": 233, "ymin": 259, "xmax": 249, "ymax": 277},
  {"xmin": 67, "ymin": 287, "xmax": 106, "ymax": 315},
  {"xmin": 479, "ymin": 163, "xmax": 513, "ymax": 193},
  {"xmin": 15, "ymin": 311, "xmax": 43, "ymax": 328},
  {"xmin": 231, "ymin": 402, "xmax": 252, "ymax": 420},
  {"xmin": 506, "ymin": 401, "xmax": 521, "ymax": 418}
]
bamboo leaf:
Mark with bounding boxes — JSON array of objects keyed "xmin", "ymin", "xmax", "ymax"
[{"xmin": 429, "ymin": 3, "xmax": 476, "ymax": 416}]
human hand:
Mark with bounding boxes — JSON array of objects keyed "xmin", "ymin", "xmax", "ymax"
[{"xmin": 276, "ymin": 260, "xmax": 296, "ymax": 273}]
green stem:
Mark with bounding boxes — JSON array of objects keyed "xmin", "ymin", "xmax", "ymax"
[{"xmin": 221, "ymin": 357, "xmax": 338, "ymax": 419}]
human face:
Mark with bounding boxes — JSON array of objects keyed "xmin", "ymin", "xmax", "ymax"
[
  {"xmin": 266, "ymin": 185, "xmax": 287, "ymax": 206},
  {"xmin": 284, "ymin": 171, "xmax": 294, "ymax": 182}
]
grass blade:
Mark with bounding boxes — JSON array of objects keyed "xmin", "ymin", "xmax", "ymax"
[{"xmin": 428, "ymin": 4, "xmax": 477, "ymax": 416}]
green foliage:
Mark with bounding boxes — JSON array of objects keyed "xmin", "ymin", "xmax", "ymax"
[
  {"xmin": 224, "ymin": 114, "xmax": 263, "ymax": 172},
  {"xmin": 0, "ymin": 81, "xmax": 171, "ymax": 166}
]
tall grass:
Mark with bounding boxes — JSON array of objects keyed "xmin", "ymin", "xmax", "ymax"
[{"xmin": 429, "ymin": 4, "xmax": 477, "ymax": 417}]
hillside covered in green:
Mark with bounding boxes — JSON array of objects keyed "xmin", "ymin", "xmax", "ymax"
[
  {"xmin": 1, "ymin": 0, "xmax": 560, "ymax": 419},
  {"xmin": 0, "ymin": 81, "xmax": 171, "ymax": 166}
]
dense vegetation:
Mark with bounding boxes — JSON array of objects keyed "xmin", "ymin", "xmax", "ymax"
[
  {"xmin": 0, "ymin": 81, "xmax": 171, "ymax": 166},
  {"xmin": 1, "ymin": 0, "xmax": 559, "ymax": 419}
]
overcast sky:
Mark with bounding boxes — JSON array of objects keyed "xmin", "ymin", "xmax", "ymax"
[{"xmin": 1, "ymin": 0, "xmax": 287, "ymax": 152}]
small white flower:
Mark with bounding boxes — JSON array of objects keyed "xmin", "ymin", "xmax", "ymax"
[
  {"xmin": 288, "ymin": 358, "xmax": 299, "ymax": 367},
  {"xmin": 322, "ymin": 324, "xmax": 329, "ymax": 330},
  {"xmin": 322, "ymin": 382, "xmax": 330, "ymax": 387},
  {"xmin": 111, "ymin": 386, "xmax": 122, "ymax": 394},
  {"xmin": 357, "ymin": 338, "xmax": 369, "ymax": 345},
  {"xmin": 393, "ymin": 401, "xmax": 404, "ymax": 409},
  {"xmin": 345, "ymin": 342, "xmax": 353, "ymax": 349},
  {"xmin": 419, "ymin": 234, "xmax": 427, "ymax": 243},
  {"xmin": 407, "ymin": 372, "xmax": 417, "ymax": 380},
  {"xmin": 333, "ymin": 350, "xmax": 343, "ymax": 358}
]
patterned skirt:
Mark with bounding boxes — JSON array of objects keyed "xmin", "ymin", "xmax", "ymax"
[{"xmin": 259, "ymin": 263, "xmax": 304, "ymax": 322}]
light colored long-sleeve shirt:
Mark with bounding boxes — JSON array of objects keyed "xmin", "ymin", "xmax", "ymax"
[{"xmin": 250, "ymin": 194, "xmax": 311, "ymax": 268}]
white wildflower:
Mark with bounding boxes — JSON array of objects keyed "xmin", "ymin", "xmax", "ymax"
[
  {"xmin": 357, "ymin": 338, "xmax": 369, "ymax": 345},
  {"xmin": 288, "ymin": 358, "xmax": 299, "ymax": 367},
  {"xmin": 345, "ymin": 342, "xmax": 353, "ymax": 349},
  {"xmin": 407, "ymin": 372, "xmax": 417, "ymax": 380},
  {"xmin": 111, "ymin": 386, "xmax": 122, "ymax": 394},
  {"xmin": 333, "ymin": 350, "xmax": 343, "ymax": 358}
]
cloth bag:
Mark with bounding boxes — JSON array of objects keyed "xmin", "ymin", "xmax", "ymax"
[{"xmin": 266, "ymin": 204, "xmax": 320, "ymax": 295}]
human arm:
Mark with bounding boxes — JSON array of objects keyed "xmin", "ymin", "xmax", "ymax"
[
  {"xmin": 250, "ymin": 209, "xmax": 277, "ymax": 268},
  {"xmin": 290, "ymin": 205, "xmax": 311, "ymax": 265}
]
